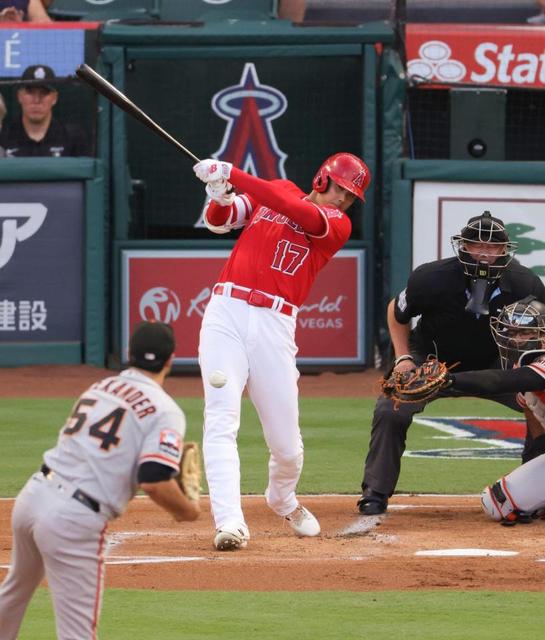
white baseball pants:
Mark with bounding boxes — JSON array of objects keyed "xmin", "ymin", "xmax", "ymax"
[
  {"xmin": 0, "ymin": 473, "xmax": 108, "ymax": 640},
  {"xmin": 199, "ymin": 294, "xmax": 304, "ymax": 531}
]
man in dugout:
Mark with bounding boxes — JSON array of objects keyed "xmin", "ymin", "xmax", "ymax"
[
  {"xmin": 357, "ymin": 211, "xmax": 545, "ymax": 516},
  {"xmin": 0, "ymin": 64, "xmax": 90, "ymax": 157}
]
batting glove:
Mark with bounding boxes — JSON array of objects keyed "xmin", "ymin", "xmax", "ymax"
[
  {"xmin": 193, "ymin": 159, "xmax": 233, "ymax": 183},
  {"xmin": 206, "ymin": 179, "xmax": 235, "ymax": 206}
]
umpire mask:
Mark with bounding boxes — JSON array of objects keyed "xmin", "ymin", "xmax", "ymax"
[
  {"xmin": 490, "ymin": 296, "xmax": 545, "ymax": 369},
  {"xmin": 451, "ymin": 211, "xmax": 518, "ymax": 315}
]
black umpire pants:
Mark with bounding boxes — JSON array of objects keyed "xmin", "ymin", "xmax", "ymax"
[{"xmin": 361, "ymin": 390, "xmax": 524, "ymax": 497}]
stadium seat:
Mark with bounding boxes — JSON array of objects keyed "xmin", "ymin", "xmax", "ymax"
[
  {"xmin": 48, "ymin": 0, "xmax": 160, "ymax": 21},
  {"xmin": 159, "ymin": 0, "xmax": 278, "ymax": 22}
]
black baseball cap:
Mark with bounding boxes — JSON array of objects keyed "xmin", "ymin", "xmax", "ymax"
[
  {"xmin": 20, "ymin": 65, "xmax": 56, "ymax": 91},
  {"xmin": 129, "ymin": 321, "xmax": 176, "ymax": 373}
]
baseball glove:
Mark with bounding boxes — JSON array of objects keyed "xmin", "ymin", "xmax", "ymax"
[
  {"xmin": 176, "ymin": 442, "xmax": 202, "ymax": 501},
  {"xmin": 381, "ymin": 357, "xmax": 452, "ymax": 408}
]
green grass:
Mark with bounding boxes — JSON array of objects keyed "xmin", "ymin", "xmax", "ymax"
[
  {"xmin": 0, "ymin": 396, "xmax": 521, "ymax": 496},
  {"xmin": 0, "ymin": 394, "xmax": 536, "ymax": 639},
  {"xmin": 18, "ymin": 588, "xmax": 545, "ymax": 640}
]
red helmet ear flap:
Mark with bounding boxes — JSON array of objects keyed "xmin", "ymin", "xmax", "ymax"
[{"xmin": 312, "ymin": 167, "xmax": 328, "ymax": 193}]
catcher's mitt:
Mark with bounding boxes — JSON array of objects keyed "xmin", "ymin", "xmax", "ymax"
[
  {"xmin": 176, "ymin": 442, "xmax": 202, "ymax": 501},
  {"xmin": 381, "ymin": 357, "xmax": 452, "ymax": 408}
]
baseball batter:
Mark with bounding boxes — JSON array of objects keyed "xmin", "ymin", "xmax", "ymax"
[
  {"xmin": 0, "ymin": 322, "xmax": 200, "ymax": 639},
  {"xmin": 193, "ymin": 153, "xmax": 370, "ymax": 550},
  {"xmin": 447, "ymin": 296, "xmax": 545, "ymax": 523}
]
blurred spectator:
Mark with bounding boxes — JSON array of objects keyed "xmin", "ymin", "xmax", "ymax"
[
  {"xmin": 0, "ymin": 0, "xmax": 52, "ymax": 22},
  {"xmin": 0, "ymin": 93, "xmax": 6, "ymax": 129},
  {"xmin": 528, "ymin": 0, "xmax": 545, "ymax": 24},
  {"xmin": 0, "ymin": 65, "xmax": 90, "ymax": 157},
  {"xmin": 278, "ymin": 0, "xmax": 306, "ymax": 22}
]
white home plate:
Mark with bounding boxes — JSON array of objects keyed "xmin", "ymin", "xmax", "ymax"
[{"xmin": 415, "ymin": 549, "xmax": 518, "ymax": 557}]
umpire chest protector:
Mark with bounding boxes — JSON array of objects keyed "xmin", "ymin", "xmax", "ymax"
[{"xmin": 395, "ymin": 257, "xmax": 545, "ymax": 371}]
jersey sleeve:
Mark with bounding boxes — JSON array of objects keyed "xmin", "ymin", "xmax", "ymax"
[
  {"xmin": 204, "ymin": 193, "xmax": 255, "ymax": 234},
  {"xmin": 393, "ymin": 267, "xmax": 429, "ymax": 324},
  {"xmin": 138, "ymin": 408, "xmax": 186, "ymax": 472},
  {"xmin": 229, "ymin": 168, "xmax": 326, "ymax": 236},
  {"xmin": 307, "ymin": 205, "xmax": 352, "ymax": 257}
]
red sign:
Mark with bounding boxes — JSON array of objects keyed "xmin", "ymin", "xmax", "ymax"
[
  {"xmin": 121, "ymin": 249, "xmax": 365, "ymax": 365},
  {"xmin": 407, "ymin": 24, "xmax": 545, "ymax": 89}
]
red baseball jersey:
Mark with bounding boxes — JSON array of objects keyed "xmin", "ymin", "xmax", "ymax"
[{"xmin": 207, "ymin": 170, "xmax": 352, "ymax": 307}]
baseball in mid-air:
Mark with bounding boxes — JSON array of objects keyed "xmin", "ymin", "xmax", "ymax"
[{"xmin": 209, "ymin": 369, "xmax": 228, "ymax": 388}]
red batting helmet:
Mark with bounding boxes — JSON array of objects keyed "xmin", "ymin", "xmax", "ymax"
[{"xmin": 312, "ymin": 153, "xmax": 371, "ymax": 201}]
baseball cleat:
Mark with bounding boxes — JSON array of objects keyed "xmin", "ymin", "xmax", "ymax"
[
  {"xmin": 285, "ymin": 505, "xmax": 321, "ymax": 537},
  {"xmin": 214, "ymin": 524, "xmax": 249, "ymax": 551}
]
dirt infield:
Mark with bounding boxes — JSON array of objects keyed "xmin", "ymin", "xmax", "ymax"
[
  {"xmin": 1, "ymin": 495, "xmax": 544, "ymax": 592},
  {"xmin": 2, "ymin": 364, "xmax": 541, "ymax": 593},
  {"xmin": 0, "ymin": 365, "xmax": 380, "ymax": 398}
]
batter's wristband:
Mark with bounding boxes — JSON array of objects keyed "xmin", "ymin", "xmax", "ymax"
[{"xmin": 394, "ymin": 354, "xmax": 415, "ymax": 366}]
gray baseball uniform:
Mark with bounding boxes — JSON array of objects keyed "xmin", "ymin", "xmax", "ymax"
[{"xmin": 0, "ymin": 368, "xmax": 185, "ymax": 640}]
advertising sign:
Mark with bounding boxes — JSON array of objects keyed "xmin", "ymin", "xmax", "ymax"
[
  {"xmin": 412, "ymin": 181, "xmax": 545, "ymax": 281},
  {"xmin": 0, "ymin": 182, "xmax": 84, "ymax": 343},
  {"xmin": 407, "ymin": 24, "xmax": 545, "ymax": 89},
  {"xmin": 121, "ymin": 248, "xmax": 365, "ymax": 366},
  {"xmin": 0, "ymin": 22, "xmax": 98, "ymax": 77}
]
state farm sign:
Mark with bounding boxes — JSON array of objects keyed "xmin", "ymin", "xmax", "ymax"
[{"xmin": 407, "ymin": 24, "xmax": 545, "ymax": 89}]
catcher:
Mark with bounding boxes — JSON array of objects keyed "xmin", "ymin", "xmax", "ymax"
[
  {"xmin": 358, "ymin": 212, "xmax": 545, "ymax": 516},
  {"xmin": 384, "ymin": 296, "xmax": 545, "ymax": 525},
  {"xmin": 0, "ymin": 321, "xmax": 201, "ymax": 640}
]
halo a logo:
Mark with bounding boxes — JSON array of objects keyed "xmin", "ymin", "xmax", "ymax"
[
  {"xmin": 139, "ymin": 287, "xmax": 181, "ymax": 323},
  {"xmin": 408, "ymin": 40, "xmax": 466, "ymax": 83},
  {"xmin": 194, "ymin": 62, "xmax": 288, "ymax": 226}
]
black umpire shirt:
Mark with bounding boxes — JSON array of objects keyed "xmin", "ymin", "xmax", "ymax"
[
  {"xmin": 0, "ymin": 118, "xmax": 90, "ymax": 157},
  {"xmin": 394, "ymin": 256, "xmax": 545, "ymax": 371}
]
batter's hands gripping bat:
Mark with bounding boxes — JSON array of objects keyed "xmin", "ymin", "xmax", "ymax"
[{"xmin": 75, "ymin": 63, "xmax": 200, "ymax": 163}]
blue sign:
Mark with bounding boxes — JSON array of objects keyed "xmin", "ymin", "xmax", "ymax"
[
  {"xmin": 0, "ymin": 182, "xmax": 84, "ymax": 342},
  {"xmin": 0, "ymin": 28, "xmax": 86, "ymax": 77}
]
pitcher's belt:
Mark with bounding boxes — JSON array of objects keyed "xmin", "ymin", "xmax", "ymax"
[
  {"xmin": 40, "ymin": 464, "xmax": 100, "ymax": 513},
  {"xmin": 212, "ymin": 283, "xmax": 297, "ymax": 318}
]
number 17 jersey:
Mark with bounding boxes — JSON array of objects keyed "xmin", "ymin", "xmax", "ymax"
[{"xmin": 217, "ymin": 180, "xmax": 352, "ymax": 307}]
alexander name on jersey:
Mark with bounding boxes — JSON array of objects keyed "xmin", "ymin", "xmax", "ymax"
[{"xmin": 90, "ymin": 377, "xmax": 157, "ymax": 419}]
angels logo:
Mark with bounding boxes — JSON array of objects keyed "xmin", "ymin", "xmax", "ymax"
[
  {"xmin": 353, "ymin": 170, "xmax": 366, "ymax": 189},
  {"xmin": 195, "ymin": 62, "xmax": 288, "ymax": 226}
]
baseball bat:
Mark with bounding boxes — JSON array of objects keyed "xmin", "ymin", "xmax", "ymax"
[{"xmin": 75, "ymin": 63, "xmax": 200, "ymax": 163}]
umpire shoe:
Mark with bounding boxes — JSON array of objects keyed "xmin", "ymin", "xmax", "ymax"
[
  {"xmin": 285, "ymin": 505, "xmax": 321, "ymax": 537},
  {"xmin": 357, "ymin": 490, "xmax": 388, "ymax": 516},
  {"xmin": 214, "ymin": 524, "xmax": 250, "ymax": 551}
]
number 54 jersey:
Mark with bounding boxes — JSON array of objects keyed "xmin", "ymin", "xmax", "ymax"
[{"xmin": 43, "ymin": 368, "xmax": 185, "ymax": 518}]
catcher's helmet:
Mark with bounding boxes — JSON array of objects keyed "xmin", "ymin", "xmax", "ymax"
[
  {"xmin": 451, "ymin": 211, "xmax": 517, "ymax": 280},
  {"xmin": 312, "ymin": 153, "xmax": 371, "ymax": 201},
  {"xmin": 490, "ymin": 296, "xmax": 545, "ymax": 369}
]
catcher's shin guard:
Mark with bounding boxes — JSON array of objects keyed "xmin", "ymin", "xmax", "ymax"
[{"xmin": 481, "ymin": 479, "xmax": 519, "ymax": 523}]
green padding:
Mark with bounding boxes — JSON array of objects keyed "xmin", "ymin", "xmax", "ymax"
[
  {"xmin": 401, "ymin": 160, "xmax": 545, "ymax": 183},
  {"xmin": 0, "ymin": 343, "xmax": 82, "ymax": 367},
  {"xmin": 101, "ymin": 21, "xmax": 394, "ymax": 46},
  {"xmin": 0, "ymin": 158, "xmax": 97, "ymax": 181},
  {"xmin": 390, "ymin": 179, "xmax": 413, "ymax": 297}
]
